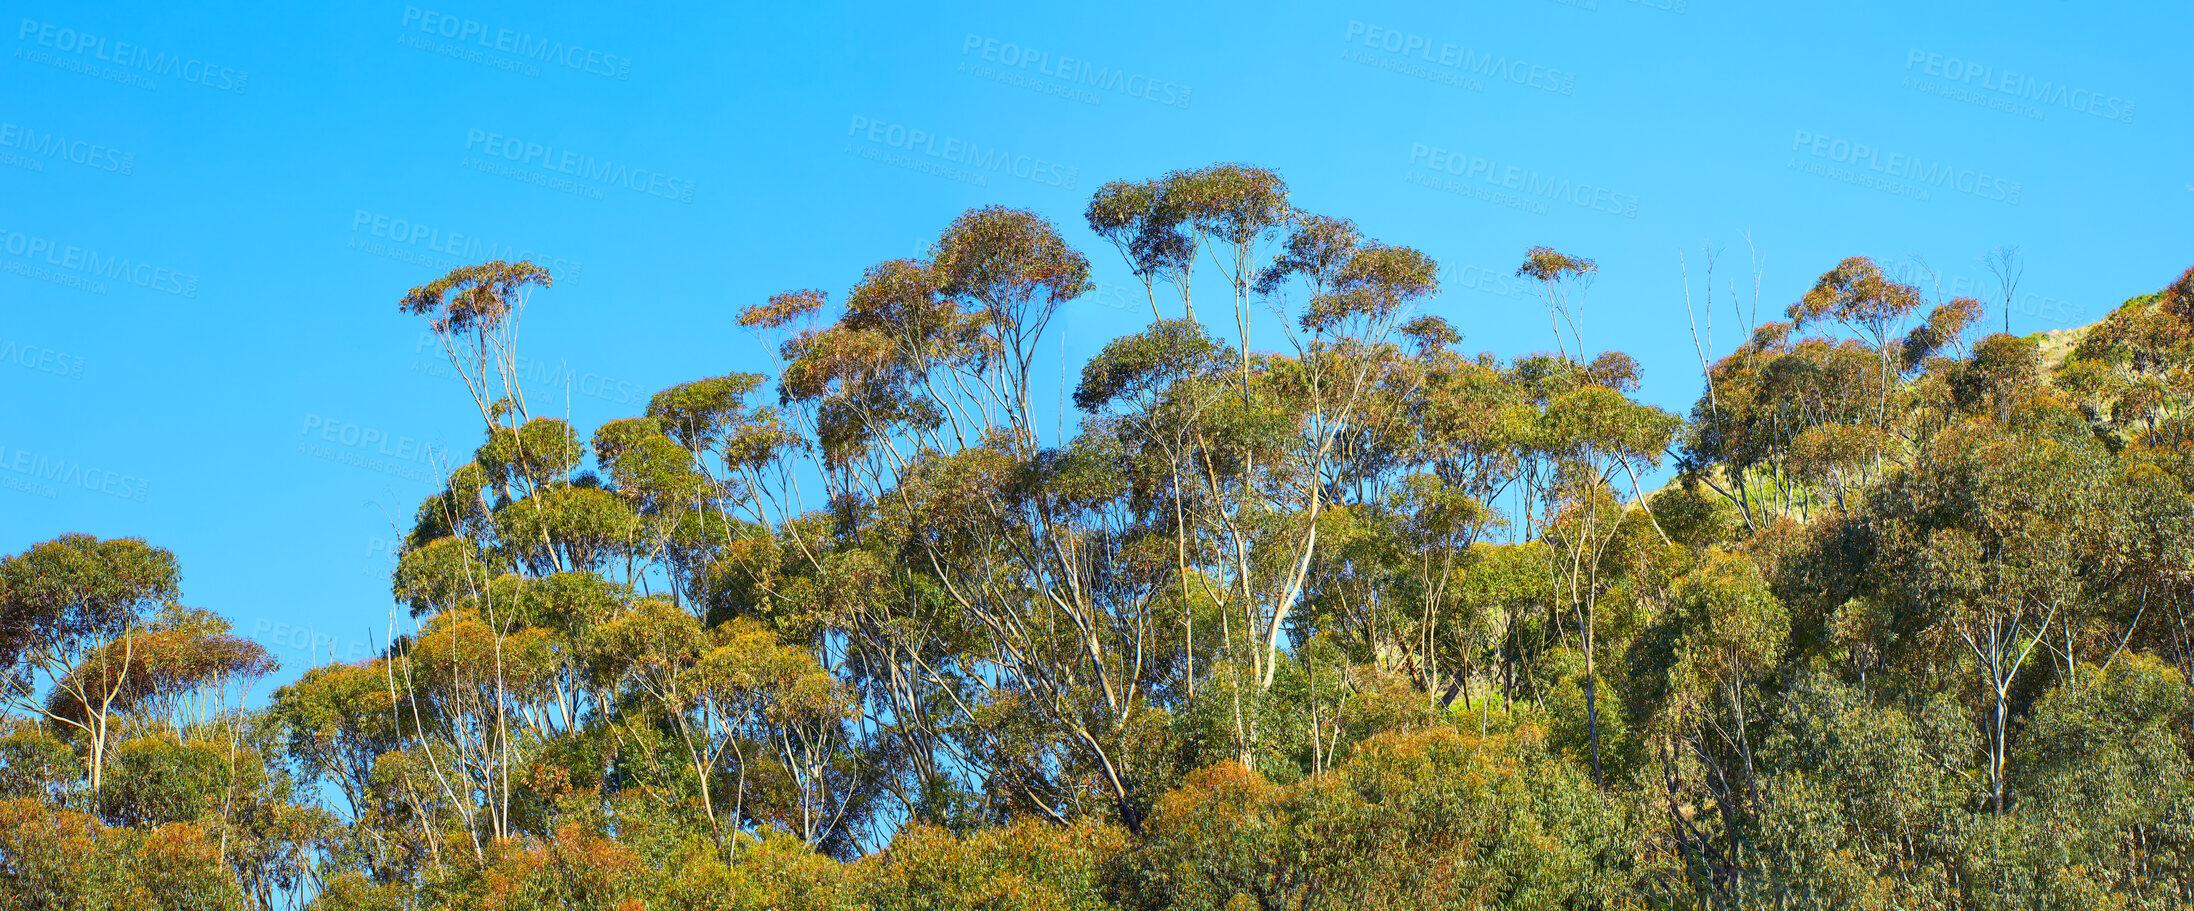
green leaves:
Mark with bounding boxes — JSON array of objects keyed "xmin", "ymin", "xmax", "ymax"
[
  {"xmin": 1128, "ymin": 726, "xmax": 1629, "ymax": 910},
  {"xmin": 0, "ymin": 534, "xmax": 179, "ymax": 663},
  {"xmin": 1086, "ymin": 177, "xmax": 1194, "ymax": 296},
  {"xmin": 1540, "ymin": 383, "xmax": 1680, "ymax": 464},
  {"xmin": 493, "ymin": 483, "xmax": 642, "ymax": 573},
  {"xmin": 2014, "ymin": 655, "xmax": 2194, "ymax": 862},
  {"xmin": 1670, "ymin": 551, "xmax": 1787, "ymax": 692},
  {"xmin": 932, "ymin": 205, "xmax": 1093, "ymax": 318},
  {"xmin": 1254, "ymin": 214, "xmax": 1360, "ymax": 297},
  {"xmin": 397, "ymin": 259, "xmax": 552, "ymax": 336},
  {"xmin": 478, "ymin": 417, "xmax": 585, "ymax": 489},
  {"xmin": 1298, "ymin": 242, "xmax": 1439, "ymax": 335},
  {"xmin": 1165, "ymin": 163, "xmax": 1290, "ymax": 248},
  {"xmin": 391, "ymin": 536, "xmax": 484, "ymax": 617},
  {"xmin": 0, "ymin": 723, "xmax": 79, "ymax": 799},
  {"xmin": 645, "ymin": 374, "xmax": 766, "ymax": 452},
  {"xmin": 863, "ymin": 818, "xmax": 1128, "ymax": 911},
  {"xmin": 61, "ymin": 174, "xmax": 2194, "ymax": 906},
  {"xmin": 1072, "ymin": 319, "xmax": 1231, "ymax": 413},
  {"xmin": 1516, "ymin": 246, "xmax": 1596, "ymax": 284},
  {"xmin": 42, "ymin": 616, "xmax": 277, "ymax": 731},
  {"xmin": 0, "ymin": 797, "xmax": 253, "ymax": 910},
  {"xmin": 1789, "ymin": 255, "xmax": 1923, "ymax": 343}
]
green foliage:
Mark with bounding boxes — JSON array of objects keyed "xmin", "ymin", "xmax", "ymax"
[
  {"xmin": 1125, "ymin": 724, "xmax": 1631, "ymax": 910},
  {"xmin": 14, "ymin": 176, "xmax": 2194, "ymax": 910},
  {"xmin": 0, "ymin": 797, "xmax": 249, "ymax": 911},
  {"xmin": 0, "ymin": 723, "xmax": 78, "ymax": 800},
  {"xmin": 397, "ymin": 259, "xmax": 551, "ymax": 336},
  {"xmin": 478, "ymin": 417, "xmax": 586, "ymax": 489},
  {"xmin": 0, "ymin": 533, "xmax": 180, "ymax": 677},
  {"xmin": 99, "ymin": 733, "xmax": 232, "ymax": 827},
  {"xmin": 862, "ymin": 818, "xmax": 1127, "ymax": 911}
]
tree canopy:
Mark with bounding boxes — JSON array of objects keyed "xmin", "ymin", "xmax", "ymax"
[{"xmin": 5, "ymin": 166, "xmax": 2194, "ymax": 910}]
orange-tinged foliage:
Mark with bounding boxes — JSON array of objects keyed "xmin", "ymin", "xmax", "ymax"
[
  {"xmin": 27, "ymin": 179, "xmax": 2194, "ymax": 911},
  {"xmin": 465, "ymin": 824, "xmax": 653, "ymax": 911},
  {"xmin": 861, "ymin": 818, "xmax": 1129, "ymax": 911},
  {"xmin": 44, "ymin": 622, "xmax": 276, "ymax": 728},
  {"xmin": 0, "ymin": 797, "xmax": 247, "ymax": 910},
  {"xmin": 399, "ymin": 259, "xmax": 552, "ymax": 336},
  {"xmin": 740, "ymin": 289, "xmax": 828, "ymax": 331}
]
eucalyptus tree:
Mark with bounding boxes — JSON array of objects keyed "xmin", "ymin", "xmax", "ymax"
[
  {"xmin": 742, "ymin": 208, "xmax": 1201, "ymax": 830},
  {"xmin": 1199, "ymin": 218, "xmax": 1443, "ymax": 767},
  {"xmin": 1368, "ymin": 341, "xmax": 1528, "ymax": 706},
  {"xmin": 1087, "ymin": 169, "xmax": 1464, "ymax": 771},
  {"xmin": 0, "ymin": 538, "xmax": 316, "ymax": 911},
  {"xmin": 0, "ymin": 534, "xmax": 182, "ymax": 792},
  {"xmin": 399, "ymin": 259, "xmax": 554, "ymax": 435},
  {"xmin": 1085, "ymin": 178, "xmax": 1194, "ymax": 321},
  {"xmin": 1508, "ymin": 249, "xmax": 1681, "ymax": 785},
  {"xmin": 1785, "ymin": 257, "xmax": 1926, "ymax": 474},
  {"xmin": 394, "ymin": 260, "xmax": 654, "ymax": 861},
  {"xmin": 1793, "ymin": 369, "xmax": 2109, "ymax": 817},
  {"xmin": 40, "ymin": 606, "xmax": 275, "ymax": 738},
  {"xmin": 1291, "ymin": 345, "xmax": 1517, "ymax": 704},
  {"xmin": 590, "ymin": 599, "xmax": 859, "ymax": 855},
  {"xmin": 1632, "ymin": 548, "xmax": 1786, "ymax": 884},
  {"xmin": 1985, "ymin": 245, "xmax": 2024, "ymax": 335},
  {"xmin": 1518, "ymin": 245, "xmax": 1596, "ymax": 361},
  {"xmin": 27, "ymin": 161, "xmax": 2194, "ymax": 911}
]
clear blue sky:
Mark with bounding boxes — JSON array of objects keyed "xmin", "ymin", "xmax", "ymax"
[{"xmin": 3, "ymin": 0, "xmax": 2186, "ymax": 687}]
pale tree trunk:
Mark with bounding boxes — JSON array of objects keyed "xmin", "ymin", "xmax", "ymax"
[{"xmin": 1957, "ymin": 598, "xmax": 2054, "ymax": 813}]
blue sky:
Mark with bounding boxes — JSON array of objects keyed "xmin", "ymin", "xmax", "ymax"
[{"xmin": 3, "ymin": 0, "xmax": 2186, "ymax": 687}]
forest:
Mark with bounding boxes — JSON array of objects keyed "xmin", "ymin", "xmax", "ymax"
[{"xmin": 4, "ymin": 163, "xmax": 2193, "ymax": 910}]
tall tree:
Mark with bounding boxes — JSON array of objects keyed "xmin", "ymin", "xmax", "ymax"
[{"xmin": 0, "ymin": 534, "xmax": 182, "ymax": 792}]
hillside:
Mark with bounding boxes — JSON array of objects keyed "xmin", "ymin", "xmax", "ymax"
[{"xmin": 4, "ymin": 183, "xmax": 2193, "ymax": 909}]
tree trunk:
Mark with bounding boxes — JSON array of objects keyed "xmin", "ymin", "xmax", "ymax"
[{"xmin": 1584, "ymin": 675, "xmax": 1603, "ymax": 787}]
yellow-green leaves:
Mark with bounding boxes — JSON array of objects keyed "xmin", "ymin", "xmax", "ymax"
[
  {"xmin": 932, "ymin": 205, "xmax": 1092, "ymax": 317},
  {"xmin": 478, "ymin": 417, "xmax": 585, "ymax": 489},
  {"xmin": 398, "ymin": 260, "xmax": 551, "ymax": 336},
  {"xmin": 1789, "ymin": 256, "xmax": 1922, "ymax": 343},
  {"xmin": 1672, "ymin": 551, "xmax": 1787, "ymax": 691},
  {"xmin": 0, "ymin": 534, "xmax": 180, "ymax": 662}
]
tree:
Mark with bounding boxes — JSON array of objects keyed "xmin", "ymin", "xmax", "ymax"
[
  {"xmin": 1510, "ymin": 250, "xmax": 1682, "ymax": 785},
  {"xmin": 13, "ymin": 166, "xmax": 2186, "ymax": 911},
  {"xmin": 0, "ymin": 535, "xmax": 182, "ymax": 792},
  {"xmin": 1985, "ymin": 245, "xmax": 2024, "ymax": 335}
]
